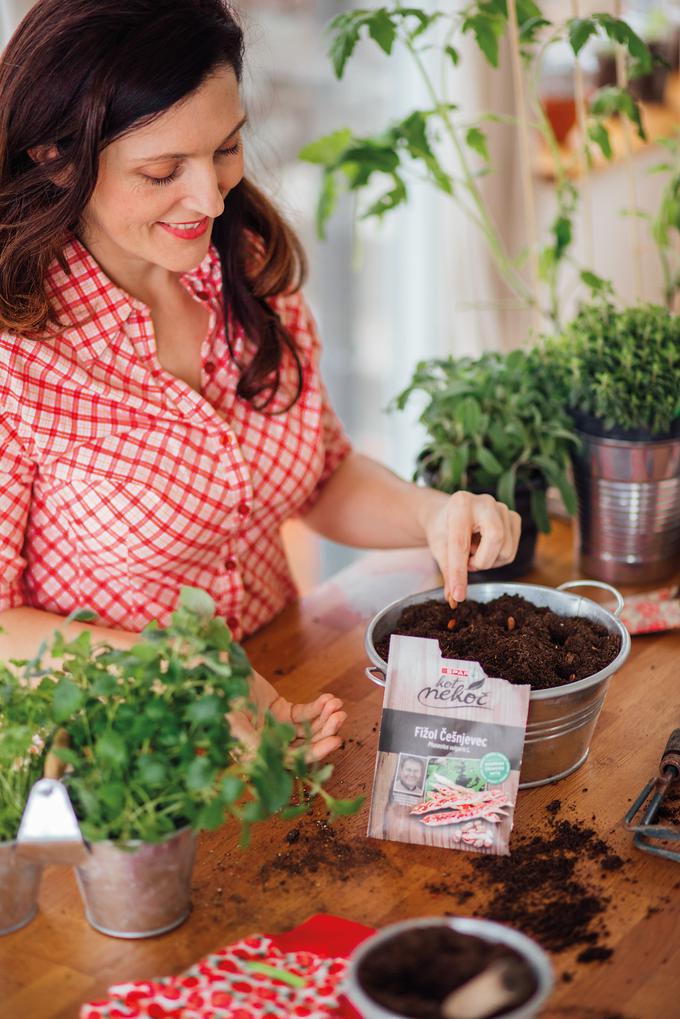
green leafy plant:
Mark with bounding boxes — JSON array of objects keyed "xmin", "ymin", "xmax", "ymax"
[
  {"xmin": 647, "ymin": 136, "xmax": 680, "ymax": 310},
  {"xmin": 3, "ymin": 588, "xmax": 360, "ymax": 846},
  {"xmin": 543, "ymin": 298, "xmax": 680, "ymax": 437},
  {"xmin": 394, "ymin": 347, "xmax": 578, "ymax": 532},
  {"xmin": 0, "ymin": 667, "xmax": 50, "ymax": 842},
  {"xmin": 299, "ymin": 3, "xmax": 650, "ymax": 323}
]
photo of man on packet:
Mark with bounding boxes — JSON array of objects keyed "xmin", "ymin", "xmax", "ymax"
[{"xmin": 392, "ymin": 753, "xmax": 427, "ymax": 801}]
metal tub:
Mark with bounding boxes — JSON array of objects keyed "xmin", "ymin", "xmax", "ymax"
[
  {"xmin": 364, "ymin": 581, "xmax": 631, "ymax": 788},
  {"xmin": 573, "ymin": 431, "xmax": 680, "ymax": 584},
  {"xmin": 0, "ymin": 841, "xmax": 42, "ymax": 935},
  {"xmin": 75, "ymin": 826, "xmax": 196, "ymax": 938}
]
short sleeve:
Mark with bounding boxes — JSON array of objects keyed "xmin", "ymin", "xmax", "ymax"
[
  {"xmin": 289, "ymin": 295, "xmax": 352, "ymax": 515},
  {"xmin": 0, "ymin": 413, "xmax": 36, "ymax": 612}
]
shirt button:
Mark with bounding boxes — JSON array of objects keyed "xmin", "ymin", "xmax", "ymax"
[
  {"xmin": 225, "ymin": 557, "xmax": 237, "ymax": 572},
  {"xmin": 204, "ymin": 360, "xmax": 216, "ymax": 375},
  {"xmin": 226, "ymin": 614, "xmax": 239, "ymax": 631},
  {"xmin": 237, "ymin": 501, "xmax": 250, "ymax": 517},
  {"xmin": 219, "ymin": 432, "xmax": 233, "ymax": 447}
]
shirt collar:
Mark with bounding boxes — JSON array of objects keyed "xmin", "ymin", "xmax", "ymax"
[{"xmin": 46, "ymin": 235, "xmax": 220, "ymax": 364}]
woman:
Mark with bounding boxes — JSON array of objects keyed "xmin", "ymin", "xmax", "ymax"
[{"xmin": 0, "ymin": 0, "xmax": 520, "ymax": 758}]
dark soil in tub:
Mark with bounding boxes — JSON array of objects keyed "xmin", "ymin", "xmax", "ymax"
[
  {"xmin": 357, "ymin": 925, "xmax": 537, "ymax": 1019},
  {"xmin": 375, "ymin": 594, "xmax": 621, "ymax": 689}
]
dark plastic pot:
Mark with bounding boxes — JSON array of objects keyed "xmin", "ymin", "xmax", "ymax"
[{"xmin": 469, "ymin": 483, "xmax": 541, "ymax": 581}]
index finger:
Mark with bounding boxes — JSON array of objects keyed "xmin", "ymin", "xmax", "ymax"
[{"xmin": 446, "ymin": 496, "xmax": 474, "ymax": 603}]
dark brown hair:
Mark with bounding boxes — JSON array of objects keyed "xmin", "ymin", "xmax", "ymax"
[{"xmin": 0, "ymin": 0, "xmax": 306, "ymax": 409}]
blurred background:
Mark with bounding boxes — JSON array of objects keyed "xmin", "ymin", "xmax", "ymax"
[{"xmin": 2, "ymin": 0, "xmax": 679, "ymax": 587}]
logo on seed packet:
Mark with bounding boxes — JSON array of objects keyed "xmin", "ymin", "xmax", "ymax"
[
  {"xmin": 367, "ymin": 635, "xmax": 531, "ymax": 856},
  {"xmin": 416, "ymin": 662, "xmax": 490, "ymax": 710}
]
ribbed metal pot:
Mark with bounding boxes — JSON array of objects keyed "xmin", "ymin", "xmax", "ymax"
[
  {"xmin": 572, "ymin": 430, "xmax": 680, "ymax": 584},
  {"xmin": 0, "ymin": 841, "xmax": 42, "ymax": 935},
  {"xmin": 75, "ymin": 827, "xmax": 196, "ymax": 938},
  {"xmin": 364, "ymin": 581, "xmax": 630, "ymax": 788},
  {"xmin": 343, "ymin": 916, "xmax": 553, "ymax": 1019}
]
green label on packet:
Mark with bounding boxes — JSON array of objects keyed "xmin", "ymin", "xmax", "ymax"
[{"xmin": 480, "ymin": 751, "xmax": 511, "ymax": 784}]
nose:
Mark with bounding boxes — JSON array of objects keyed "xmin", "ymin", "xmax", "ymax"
[{"xmin": 182, "ymin": 163, "xmax": 227, "ymax": 220}]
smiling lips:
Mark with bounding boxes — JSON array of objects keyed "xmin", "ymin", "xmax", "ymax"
[{"xmin": 157, "ymin": 217, "xmax": 209, "ymax": 240}]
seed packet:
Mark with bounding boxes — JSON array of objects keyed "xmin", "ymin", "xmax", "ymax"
[{"xmin": 367, "ymin": 634, "xmax": 531, "ymax": 856}]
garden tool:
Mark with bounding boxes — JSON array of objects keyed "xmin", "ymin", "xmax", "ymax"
[
  {"xmin": 624, "ymin": 728, "xmax": 680, "ymax": 862},
  {"xmin": 15, "ymin": 728, "xmax": 88, "ymax": 866},
  {"xmin": 442, "ymin": 959, "xmax": 524, "ymax": 1019}
]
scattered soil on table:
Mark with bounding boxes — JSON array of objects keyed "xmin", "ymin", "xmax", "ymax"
[
  {"xmin": 259, "ymin": 818, "xmax": 387, "ymax": 885},
  {"xmin": 357, "ymin": 925, "xmax": 537, "ymax": 1019},
  {"xmin": 576, "ymin": 945, "xmax": 614, "ymax": 963},
  {"xmin": 375, "ymin": 595, "xmax": 620, "ymax": 689},
  {"xmin": 426, "ymin": 815, "xmax": 624, "ymax": 957}
]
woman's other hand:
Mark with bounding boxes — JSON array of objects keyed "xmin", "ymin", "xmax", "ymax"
[
  {"xmin": 229, "ymin": 671, "xmax": 347, "ymax": 762},
  {"xmin": 421, "ymin": 491, "xmax": 521, "ymax": 607}
]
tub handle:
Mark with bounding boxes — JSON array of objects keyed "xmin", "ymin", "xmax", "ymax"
[
  {"xmin": 365, "ymin": 666, "xmax": 387, "ymax": 688},
  {"xmin": 557, "ymin": 580, "xmax": 625, "ymax": 618}
]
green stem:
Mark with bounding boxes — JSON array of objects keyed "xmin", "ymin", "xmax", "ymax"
[
  {"xmin": 400, "ymin": 27, "xmax": 536, "ymax": 307},
  {"xmin": 525, "ymin": 30, "xmax": 576, "ymax": 330}
]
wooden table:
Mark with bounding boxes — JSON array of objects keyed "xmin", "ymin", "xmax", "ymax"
[{"xmin": 2, "ymin": 520, "xmax": 679, "ymax": 1019}]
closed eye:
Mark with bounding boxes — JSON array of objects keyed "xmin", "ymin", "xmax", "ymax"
[
  {"xmin": 216, "ymin": 141, "xmax": 241, "ymax": 157},
  {"xmin": 144, "ymin": 140, "xmax": 241, "ymax": 186},
  {"xmin": 146, "ymin": 169, "xmax": 180, "ymax": 187}
]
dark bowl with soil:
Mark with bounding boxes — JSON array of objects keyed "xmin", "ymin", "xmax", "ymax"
[
  {"xmin": 343, "ymin": 916, "xmax": 553, "ymax": 1019},
  {"xmin": 365, "ymin": 581, "xmax": 630, "ymax": 788}
]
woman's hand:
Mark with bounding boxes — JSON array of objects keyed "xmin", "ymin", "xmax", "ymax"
[
  {"xmin": 301, "ymin": 452, "xmax": 521, "ymax": 605},
  {"xmin": 420, "ymin": 491, "xmax": 521, "ymax": 606},
  {"xmin": 229, "ymin": 671, "xmax": 347, "ymax": 762}
]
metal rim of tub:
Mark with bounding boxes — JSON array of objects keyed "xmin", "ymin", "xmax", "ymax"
[{"xmin": 364, "ymin": 580, "xmax": 631, "ymax": 698}]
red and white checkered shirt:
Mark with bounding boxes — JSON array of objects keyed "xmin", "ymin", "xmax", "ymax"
[{"xmin": 0, "ymin": 237, "xmax": 351, "ymax": 638}]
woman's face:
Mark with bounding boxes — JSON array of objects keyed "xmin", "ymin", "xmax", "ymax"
[{"xmin": 81, "ymin": 65, "xmax": 245, "ymax": 278}]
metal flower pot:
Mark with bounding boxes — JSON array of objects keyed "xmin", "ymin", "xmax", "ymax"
[
  {"xmin": 75, "ymin": 826, "xmax": 196, "ymax": 938},
  {"xmin": 0, "ymin": 841, "xmax": 42, "ymax": 935},
  {"xmin": 364, "ymin": 581, "xmax": 631, "ymax": 788},
  {"xmin": 572, "ymin": 430, "xmax": 680, "ymax": 584},
  {"xmin": 343, "ymin": 916, "xmax": 553, "ymax": 1019}
]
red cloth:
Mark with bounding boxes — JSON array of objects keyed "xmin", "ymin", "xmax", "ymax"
[
  {"xmin": 271, "ymin": 914, "xmax": 376, "ymax": 1018},
  {"xmin": 0, "ymin": 237, "xmax": 351, "ymax": 638},
  {"xmin": 79, "ymin": 913, "xmax": 376, "ymax": 1019},
  {"xmin": 620, "ymin": 586, "xmax": 680, "ymax": 635}
]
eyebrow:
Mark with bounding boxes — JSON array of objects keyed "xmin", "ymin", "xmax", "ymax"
[{"xmin": 133, "ymin": 115, "xmax": 247, "ymax": 162}]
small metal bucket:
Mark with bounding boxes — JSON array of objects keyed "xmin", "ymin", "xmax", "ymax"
[
  {"xmin": 0, "ymin": 841, "xmax": 42, "ymax": 935},
  {"xmin": 572, "ymin": 430, "xmax": 680, "ymax": 584},
  {"xmin": 75, "ymin": 827, "xmax": 196, "ymax": 938},
  {"xmin": 364, "ymin": 581, "xmax": 631, "ymax": 788},
  {"xmin": 343, "ymin": 916, "xmax": 553, "ymax": 1019}
]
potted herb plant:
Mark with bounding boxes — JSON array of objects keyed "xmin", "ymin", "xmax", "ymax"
[
  {"xmin": 543, "ymin": 297, "xmax": 680, "ymax": 583},
  {"xmin": 394, "ymin": 347, "xmax": 578, "ymax": 578},
  {"xmin": 8, "ymin": 587, "xmax": 358, "ymax": 938},
  {"xmin": 0, "ymin": 669, "xmax": 49, "ymax": 934}
]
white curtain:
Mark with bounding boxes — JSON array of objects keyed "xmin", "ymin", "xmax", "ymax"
[{"xmin": 0, "ymin": 0, "xmax": 32, "ymax": 44}]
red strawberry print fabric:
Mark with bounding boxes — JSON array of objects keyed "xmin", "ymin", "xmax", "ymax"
[{"xmin": 80, "ymin": 931, "xmax": 356, "ymax": 1018}]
